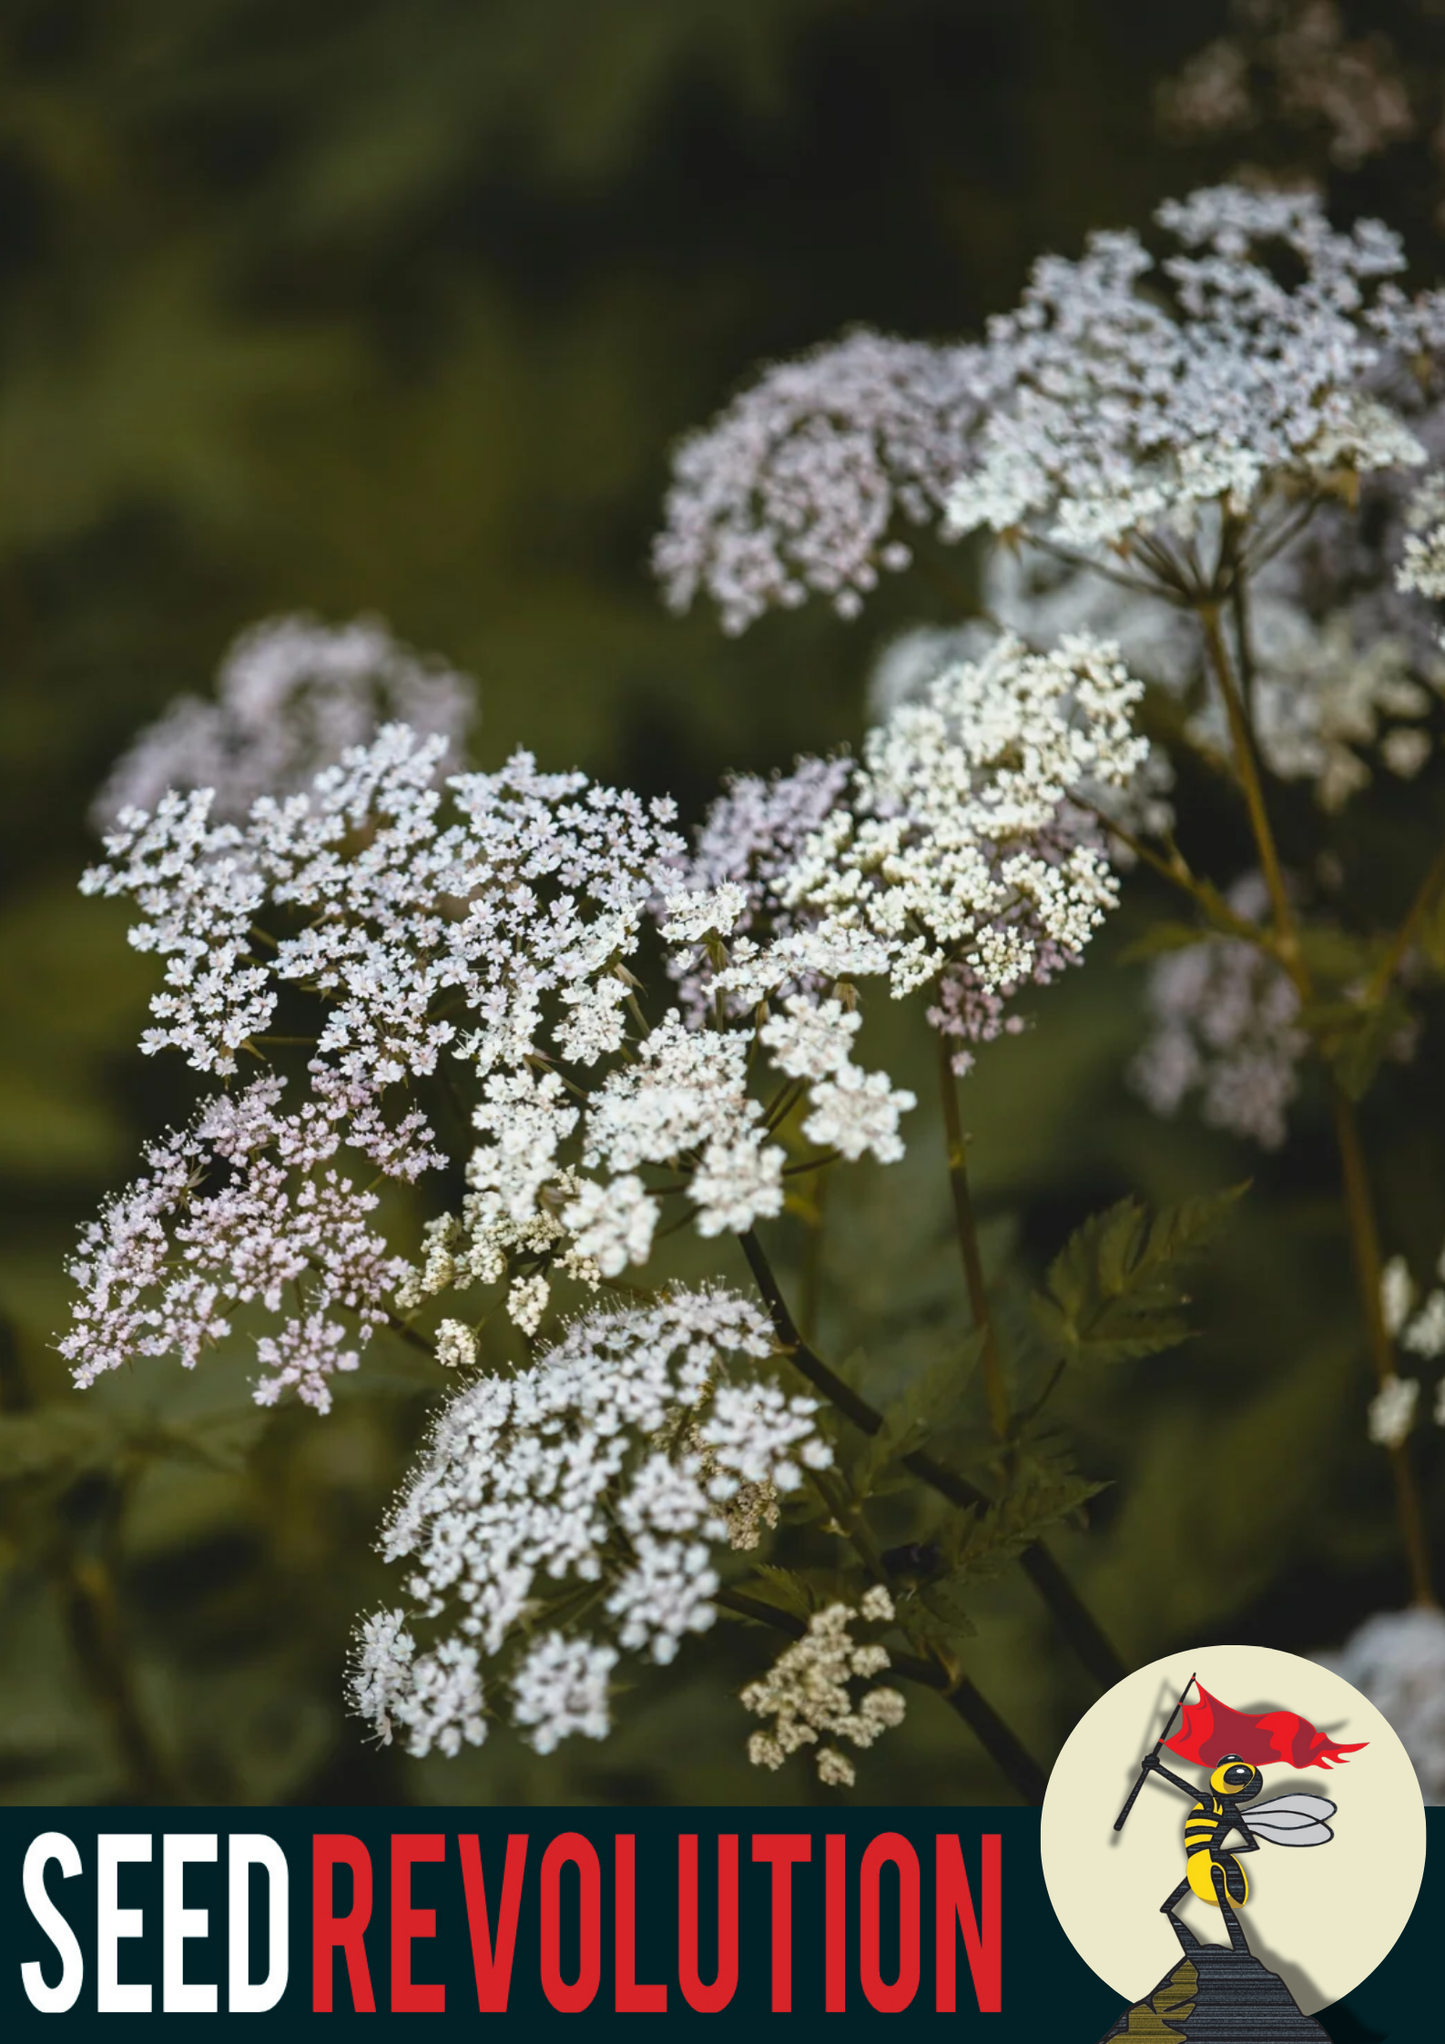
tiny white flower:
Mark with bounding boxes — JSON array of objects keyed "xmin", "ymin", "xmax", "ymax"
[
  {"xmin": 1368, "ymin": 1374, "xmax": 1419, "ymax": 1449},
  {"xmin": 435, "ymin": 1319, "xmax": 476, "ymax": 1370}
]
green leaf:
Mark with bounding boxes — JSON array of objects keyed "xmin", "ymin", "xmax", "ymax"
[
  {"xmin": 1304, "ymin": 989, "xmax": 1415, "ymax": 1101},
  {"xmin": 850, "ymin": 1337, "xmax": 982, "ymax": 1494},
  {"xmin": 0, "ymin": 1409, "xmax": 125, "ymax": 1483},
  {"xmin": 739, "ymin": 1566, "xmax": 814, "ymax": 1622},
  {"xmin": 0, "ymin": 1404, "xmax": 271, "ymax": 1487},
  {"xmin": 1033, "ymin": 1186, "xmax": 1244, "ymax": 1370},
  {"xmin": 950, "ymin": 1467, "xmax": 1106, "ymax": 1581},
  {"xmin": 149, "ymin": 1410, "xmax": 271, "ymax": 1473}
]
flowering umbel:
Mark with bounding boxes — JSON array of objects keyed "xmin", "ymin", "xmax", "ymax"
[{"xmin": 349, "ymin": 1291, "xmax": 832, "ymax": 1758}]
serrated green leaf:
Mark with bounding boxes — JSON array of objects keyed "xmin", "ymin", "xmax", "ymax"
[
  {"xmin": 0, "ymin": 1408, "xmax": 125, "ymax": 1483},
  {"xmin": 740, "ymin": 1565, "xmax": 814, "ymax": 1622},
  {"xmin": 907, "ymin": 1583, "xmax": 977, "ymax": 1648},
  {"xmin": 850, "ymin": 1337, "xmax": 982, "ymax": 1494},
  {"xmin": 1033, "ymin": 1187, "xmax": 1244, "ymax": 1371},
  {"xmin": 944, "ymin": 1468, "xmax": 1107, "ymax": 1585},
  {"xmin": 1305, "ymin": 989, "xmax": 1415, "ymax": 1101}
]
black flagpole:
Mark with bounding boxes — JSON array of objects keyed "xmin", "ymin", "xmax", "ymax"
[{"xmin": 1114, "ymin": 1670, "xmax": 1197, "ymax": 1833}]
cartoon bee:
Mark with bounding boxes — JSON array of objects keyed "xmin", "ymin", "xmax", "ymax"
[{"xmin": 1138, "ymin": 1749, "xmax": 1337, "ymax": 1951}]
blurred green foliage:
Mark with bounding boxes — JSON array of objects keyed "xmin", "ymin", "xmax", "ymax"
[{"xmin": 2, "ymin": 0, "xmax": 1443, "ymax": 1808}]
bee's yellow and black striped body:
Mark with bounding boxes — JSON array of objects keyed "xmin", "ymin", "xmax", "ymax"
[
  {"xmin": 1180, "ymin": 1759, "xmax": 1263, "ymax": 1908},
  {"xmin": 1184, "ymin": 1790, "xmax": 1249, "ymax": 1907}
]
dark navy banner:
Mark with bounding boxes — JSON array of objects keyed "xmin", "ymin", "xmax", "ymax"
[{"xmin": 1, "ymin": 1809, "xmax": 1435, "ymax": 2031}]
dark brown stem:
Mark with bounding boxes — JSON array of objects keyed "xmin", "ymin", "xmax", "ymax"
[
  {"xmin": 799, "ymin": 1167, "xmax": 829, "ymax": 1349},
  {"xmin": 715, "ymin": 1588, "xmax": 1046, "ymax": 1803},
  {"xmin": 1330, "ymin": 1086, "xmax": 1438, "ymax": 1608},
  {"xmin": 938, "ymin": 1032, "xmax": 1009, "ymax": 1437},
  {"xmin": 735, "ymin": 1229, "xmax": 1125, "ymax": 1688},
  {"xmin": 380, "ymin": 1306, "xmax": 443, "ymax": 1360}
]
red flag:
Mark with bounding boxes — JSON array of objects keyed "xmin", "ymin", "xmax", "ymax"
[{"xmin": 1163, "ymin": 1681, "xmax": 1368, "ymax": 1772}]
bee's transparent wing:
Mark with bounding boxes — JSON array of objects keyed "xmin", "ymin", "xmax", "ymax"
[{"xmin": 1245, "ymin": 1794, "xmax": 1337, "ymax": 1847}]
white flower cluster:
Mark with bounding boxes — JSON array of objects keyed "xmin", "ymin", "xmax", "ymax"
[
  {"xmin": 653, "ymin": 329, "xmax": 989, "ymax": 633},
  {"xmin": 92, "ymin": 614, "xmax": 476, "ymax": 829},
  {"xmin": 76, "ymin": 716, "xmax": 919, "ymax": 1380},
  {"xmin": 781, "ymin": 633, "xmax": 1150, "ymax": 1072},
  {"xmin": 1316, "ymin": 1607, "xmax": 1445, "ymax": 1805},
  {"xmin": 945, "ymin": 185, "xmax": 1437, "ymax": 557},
  {"xmin": 1398, "ymin": 472, "xmax": 1445, "ymax": 612},
  {"xmin": 349, "ymin": 1291, "xmax": 833, "ymax": 1758},
  {"xmin": 664, "ymin": 756, "xmax": 853, "ymax": 1025},
  {"xmin": 1373, "ymin": 1247, "xmax": 1445, "ymax": 1443},
  {"xmin": 83, "ymin": 728, "xmax": 682, "ymax": 1085},
  {"xmin": 59, "ymin": 1076, "xmax": 419, "ymax": 1412},
  {"xmin": 1130, "ymin": 876, "xmax": 1308, "ymax": 1151},
  {"xmin": 658, "ymin": 188, "xmax": 1445, "ymax": 632},
  {"xmin": 742, "ymin": 1585, "xmax": 906, "ymax": 1788}
]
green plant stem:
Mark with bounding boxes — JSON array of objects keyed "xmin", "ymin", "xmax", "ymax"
[
  {"xmin": 1364, "ymin": 829, "xmax": 1445, "ymax": 1005},
  {"xmin": 1200, "ymin": 598, "xmax": 1437, "ymax": 1606},
  {"xmin": 938, "ymin": 1032, "xmax": 1010, "ymax": 1437},
  {"xmin": 1330, "ymin": 1085, "xmax": 1438, "ymax": 1609},
  {"xmin": 714, "ymin": 1588, "xmax": 1046, "ymax": 1803},
  {"xmin": 735, "ymin": 1228, "xmax": 1125, "ymax": 1688},
  {"xmin": 1198, "ymin": 602, "xmax": 1301, "ymax": 976}
]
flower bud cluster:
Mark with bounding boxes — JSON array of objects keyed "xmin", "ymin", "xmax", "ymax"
[{"xmin": 742, "ymin": 1585, "xmax": 906, "ymax": 1788}]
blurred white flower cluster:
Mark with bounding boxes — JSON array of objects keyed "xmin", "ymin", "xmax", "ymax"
[
  {"xmin": 1316, "ymin": 1607, "xmax": 1445, "ymax": 1804},
  {"xmin": 1370, "ymin": 1245, "xmax": 1445, "ymax": 1447},
  {"xmin": 1130, "ymin": 875, "xmax": 1308, "ymax": 1152},
  {"xmin": 349, "ymin": 1291, "xmax": 831, "ymax": 1758},
  {"xmin": 92, "ymin": 613, "xmax": 476, "ymax": 829}
]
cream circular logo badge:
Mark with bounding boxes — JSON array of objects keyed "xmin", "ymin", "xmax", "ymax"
[{"xmin": 1041, "ymin": 1644, "xmax": 1426, "ymax": 2036}]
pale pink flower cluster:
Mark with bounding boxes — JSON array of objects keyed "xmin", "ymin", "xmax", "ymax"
[
  {"xmin": 72, "ymin": 714, "xmax": 916, "ymax": 1392},
  {"xmin": 93, "ymin": 613, "xmax": 476, "ymax": 829},
  {"xmin": 654, "ymin": 329, "xmax": 990, "ymax": 632},
  {"xmin": 1130, "ymin": 876, "xmax": 1308, "ymax": 1151},
  {"xmin": 59, "ymin": 1075, "xmax": 423, "ymax": 1413},
  {"xmin": 665, "ymin": 755, "xmax": 852, "ymax": 1024},
  {"xmin": 1159, "ymin": 3, "xmax": 1415, "ymax": 173}
]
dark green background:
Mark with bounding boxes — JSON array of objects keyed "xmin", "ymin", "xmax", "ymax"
[{"xmin": 2, "ymin": 1, "xmax": 1444, "ymax": 1811}]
